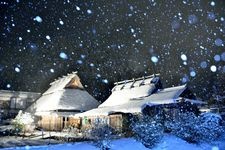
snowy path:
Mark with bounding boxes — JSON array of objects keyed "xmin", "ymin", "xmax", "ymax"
[{"xmin": 1, "ymin": 134, "xmax": 224, "ymax": 150}]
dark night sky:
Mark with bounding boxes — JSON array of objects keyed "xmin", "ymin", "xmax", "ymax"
[{"xmin": 0, "ymin": 0, "xmax": 224, "ymax": 102}]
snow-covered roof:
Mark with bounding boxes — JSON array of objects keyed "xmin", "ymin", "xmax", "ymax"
[
  {"xmin": 44, "ymin": 72, "xmax": 83, "ymax": 95},
  {"xmin": 99, "ymin": 75, "xmax": 160, "ymax": 107},
  {"xmin": 141, "ymin": 84, "xmax": 187, "ymax": 104},
  {"xmin": 75, "ymin": 84, "xmax": 204, "ymax": 117},
  {"xmin": 26, "ymin": 72, "xmax": 99, "ymax": 115}
]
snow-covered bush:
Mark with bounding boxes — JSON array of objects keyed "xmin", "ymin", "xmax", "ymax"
[
  {"xmin": 200, "ymin": 112, "xmax": 222, "ymax": 125},
  {"xmin": 198, "ymin": 112, "xmax": 224, "ymax": 142},
  {"xmin": 89, "ymin": 124, "xmax": 115, "ymax": 150},
  {"xmin": 12, "ymin": 110, "xmax": 35, "ymax": 133},
  {"xmin": 166, "ymin": 112, "xmax": 224, "ymax": 143},
  {"xmin": 130, "ymin": 115, "xmax": 163, "ymax": 148},
  {"xmin": 165, "ymin": 112, "xmax": 200, "ymax": 143}
]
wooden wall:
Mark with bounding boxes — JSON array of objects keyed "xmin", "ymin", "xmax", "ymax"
[
  {"xmin": 37, "ymin": 115, "xmax": 82, "ymax": 131},
  {"xmin": 76, "ymin": 113, "xmax": 132, "ymax": 132},
  {"xmin": 38, "ymin": 116, "xmax": 63, "ymax": 131}
]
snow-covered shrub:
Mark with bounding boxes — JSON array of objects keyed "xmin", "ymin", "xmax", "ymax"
[
  {"xmin": 89, "ymin": 124, "xmax": 115, "ymax": 150},
  {"xmin": 166, "ymin": 112, "xmax": 224, "ymax": 143},
  {"xmin": 165, "ymin": 112, "xmax": 200, "ymax": 143},
  {"xmin": 12, "ymin": 110, "xmax": 35, "ymax": 133},
  {"xmin": 130, "ymin": 115, "xmax": 163, "ymax": 148},
  {"xmin": 200, "ymin": 112, "xmax": 222, "ymax": 125},
  {"xmin": 198, "ymin": 112, "xmax": 224, "ymax": 142}
]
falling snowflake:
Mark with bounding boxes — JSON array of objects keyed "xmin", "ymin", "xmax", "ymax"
[
  {"xmin": 6, "ymin": 84, "xmax": 11, "ymax": 88},
  {"xmin": 59, "ymin": 52, "xmax": 68, "ymax": 60},
  {"xmin": 210, "ymin": 65, "xmax": 217, "ymax": 72},
  {"xmin": 77, "ymin": 60, "xmax": 83, "ymax": 64},
  {"xmin": 59, "ymin": 20, "xmax": 64, "ymax": 25},
  {"xmin": 190, "ymin": 70, "xmax": 196, "ymax": 77},
  {"xmin": 151, "ymin": 56, "xmax": 159, "ymax": 63},
  {"xmin": 210, "ymin": 1, "xmax": 215, "ymax": 6},
  {"xmin": 188, "ymin": 14, "xmax": 198, "ymax": 24},
  {"xmin": 33, "ymin": 16, "xmax": 43, "ymax": 23},
  {"xmin": 181, "ymin": 54, "xmax": 187, "ymax": 61},
  {"xmin": 214, "ymin": 55, "xmax": 221, "ymax": 62},
  {"xmin": 15, "ymin": 67, "xmax": 20, "ymax": 73},
  {"xmin": 200, "ymin": 61, "xmax": 207, "ymax": 69},
  {"xmin": 76, "ymin": 6, "xmax": 81, "ymax": 11},
  {"xmin": 207, "ymin": 12, "xmax": 216, "ymax": 20},
  {"xmin": 50, "ymin": 69, "xmax": 54, "ymax": 73},
  {"xmin": 87, "ymin": 9, "xmax": 92, "ymax": 14},
  {"xmin": 90, "ymin": 63, "xmax": 95, "ymax": 67},
  {"xmin": 46, "ymin": 35, "xmax": 51, "ymax": 40},
  {"xmin": 102, "ymin": 79, "xmax": 108, "ymax": 84},
  {"xmin": 221, "ymin": 52, "xmax": 225, "ymax": 61},
  {"xmin": 215, "ymin": 38, "xmax": 223, "ymax": 46}
]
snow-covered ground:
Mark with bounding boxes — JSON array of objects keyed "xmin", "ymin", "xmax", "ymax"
[{"xmin": 1, "ymin": 134, "xmax": 224, "ymax": 150}]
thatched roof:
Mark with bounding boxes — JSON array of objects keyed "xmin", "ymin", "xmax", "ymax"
[
  {"xmin": 26, "ymin": 72, "xmax": 99, "ymax": 116},
  {"xmin": 99, "ymin": 74, "xmax": 161, "ymax": 108},
  {"xmin": 76, "ymin": 84, "xmax": 205, "ymax": 117}
]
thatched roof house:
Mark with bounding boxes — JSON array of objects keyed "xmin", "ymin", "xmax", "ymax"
[
  {"xmin": 76, "ymin": 84, "xmax": 204, "ymax": 117},
  {"xmin": 27, "ymin": 72, "xmax": 99, "ymax": 116},
  {"xmin": 26, "ymin": 72, "xmax": 100, "ymax": 131},
  {"xmin": 74, "ymin": 74, "xmax": 205, "ymax": 131}
]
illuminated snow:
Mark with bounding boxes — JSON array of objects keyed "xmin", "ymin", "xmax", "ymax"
[
  {"xmin": 200, "ymin": 61, "xmax": 207, "ymax": 69},
  {"xmin": 102, "ymin": 79, "xmax": 108, "ymax": 84},
  {"xmin": 210, "ymin": 1, "xmax": 215, "ymax": 6},
  {"xmin": 50, "ymin": 69, "xmax": 54, "ymax": 73},
  {"xmin": 181, "ymin": 54, "xmax": 187, "ymax": 61},
  {"xmin": 210, "ymin": 65, "xmax": 217, "ymax": 72},
  {"xmin": 181, "ymin": 75, "xmax": 189, "ymax": 83},
  {"xmin": 59, "ymin": 52, "xmax": 68, "ymax": 60},
  {"xmin": 15, "ymin": 67, "xmax": 20, "ymax": 72},
  {"xmin": 77, "ymin": 60, "xmax": 83, "ymax": 64},
  {"xmin": 33, "ymin": 16, "xmax": 43, "ymax": 23},
  {"xmin": 214, "ymin": 55, "xmax": 221, "ymax": 62},
  {"xmin": 207, "ymin": 12, "xmax": 216, "ymax": 20},
  {"xmin": 81, "ymin": 54, "xmax": 86, "ymax": 59},
  {"xmin": 215, "ymin": 38, "xmax": 223, "ymax": 46},
  {"xmin": 171, "ymin": 20, "xmax": 180, "ymax": 30},
  {"xmin": 190, "ymin": 71, "xmax": 196, "ymax": 77},
  {"xmin": 59, "ymin": 20, "xmax": 64, "ymax": 25},
  {"xmin": 151, "ymin": 56, "xmax": 159, "ymax": 63},
  {"xmin": 211, "ymin": 146, "xmax": 219, "ymax": 150},
  {"xmin": 6, "ymin": 84, "xmax": 11, "ymax": 88},
  {"xmin": 90, "ymin": 63, "xmax": 95, "ymax": 67},
  {"xmin": 46, "ymin": 35, "xmax": 51, "ymax": 40},
  {"xmin": 76, "ymin": 6, "xmax": 80, "ymax": 11},
  {"xmin": 26, "ymin": 73, "xmax": 99, "ymax": 114},
  {"xmin": 188, "ymin": 14, "xmax": 198, "ymax": 24},
  {"xmin": 87, "ymin": 9, "xmax": 92, "ymax": 14},
  {"xmin": 221, "ymin": 52, "xmax": 225, "ymax": 61},
  {"xmin": 97, "ymin": 74, "xmax": 101, "ymax": 78}
]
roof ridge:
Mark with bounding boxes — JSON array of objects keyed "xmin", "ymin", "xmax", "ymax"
[
  {"xmin": 50, "ymin": 71, "xmax": 78, "ymax": 85},
  {"xmin": 114, "ymin": 73, "xmax": 160, "ymax": 85}
]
